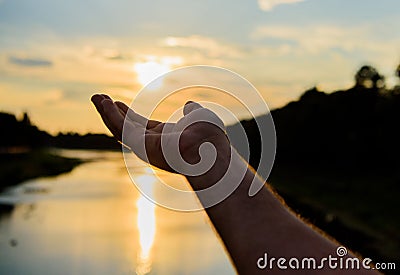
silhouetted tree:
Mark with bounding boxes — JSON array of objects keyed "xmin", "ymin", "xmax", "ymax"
[
  {"xmin": 21, "ymin": 112, "xmax": 31, "ymax": 126},
  {"xmin": 392, "ymin": 63, "xmax": 400, "ymax": 95},
  {"xmin": 299, "ymin": 86, "xmax": 326, "ymax": 102},
  {"xmin": 355, "ymin": 65, "xmax": 385, "ymax": 89}
]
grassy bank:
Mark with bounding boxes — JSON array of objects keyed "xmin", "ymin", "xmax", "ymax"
[
  {"xmin": 0, "ymin": 149, "xmax": 83, "ymax": 192},
  {"xmin": 268, "ymin": 165, "xmax": 399, "ymax": 265}
]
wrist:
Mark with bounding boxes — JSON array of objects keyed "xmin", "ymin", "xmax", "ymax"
[{"xmin": 185, "ymin": 147, "xmax": 246, "ymax": 191}]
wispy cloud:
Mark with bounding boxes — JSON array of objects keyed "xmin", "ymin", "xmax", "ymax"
[
  {"xmin": 164, "ymin": 35, "xmax": 242, "ymax": 58},
  {"xmin": 257, "ymin": 0, "xmax": 306, "ymax": 11},
  {"xmin": 83, "ymin": 46, "xmax": 129, "ymax": 61},
  {"xmin": 251, "ymin": 24, "xmax": 399, "ymax": 56},
  {"xmin": 248, "ymin": 23, "xmax": 400, "ymax": 93},
  {"xmin": 8, "ymin": 56, "xmax": 53, "ymax": 67}
]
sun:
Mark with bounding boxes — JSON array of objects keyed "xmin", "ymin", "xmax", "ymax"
[
  {"xmin": 134, "ymin": 61, "xmax": 170, "ymax": 89},
  {"xmin": 133, "ymin": 56, "xmax": 183, "ymax": 90}
]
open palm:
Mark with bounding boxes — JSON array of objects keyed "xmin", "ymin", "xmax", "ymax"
[{"xmin": 91, "ymin": 94, "xmax": 230, "ymax": 175}]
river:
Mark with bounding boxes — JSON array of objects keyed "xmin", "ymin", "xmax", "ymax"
[{"xmin": 0, "ymin": 150, "xmax": 235, "ymax": 275}]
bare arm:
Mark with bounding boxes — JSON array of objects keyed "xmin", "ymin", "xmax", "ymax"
[
  {"xmin": 188, "ymin": 150, "xmax": 365, "ymax": 274},
  {"xmin": 91, "ymin": 94, "xmax": 379, "ymax": 274}
]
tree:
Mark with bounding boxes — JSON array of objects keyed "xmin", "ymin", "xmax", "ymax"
[
  {"xmin": 21, "ymin": 112, "xmax": 31, "ymax": 125},
  {"xmin": 392, "ymin": 63, "xmax": 400, "ymax": 95},
  {"xmin": 355, "ymin": 65, "xmax": 385, "ymax": 89}
]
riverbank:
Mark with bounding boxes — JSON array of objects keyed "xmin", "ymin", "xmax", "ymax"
[
  {"xmin": 268, "ymin": 164, "xmax": 399, "ymax": 266},
  {"xmin": 0, "ymin": 149, "xmax": 83, "ymax": 192}
]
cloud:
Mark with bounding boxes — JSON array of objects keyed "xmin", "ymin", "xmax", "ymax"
[
  {"xmin": 250, "ymin": 24, "xmax": 399, "ymax": 56},
  {"xmin": 8, "ymin": 56, "xmax": 53, "ymax": 67},
  {"xmin": 257, "ymin": 0, "xmax": 306, "ymax": 11},
  {"xmin": 164, "ymin": 35, "xmax": 242, "ymax": 58},
  {"xmin": 82, "ymin": 46, "xmax": 129, "ymax": 61}
]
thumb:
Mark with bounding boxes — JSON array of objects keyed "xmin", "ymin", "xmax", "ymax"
[{"xmin": 183, "ymin": 101, "xmax": 203, "ymax": 116}]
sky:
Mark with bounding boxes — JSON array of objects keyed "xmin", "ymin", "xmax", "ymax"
[{"xmin": 0, "ymin": 0, "xmax": 399, "ymax": 134}]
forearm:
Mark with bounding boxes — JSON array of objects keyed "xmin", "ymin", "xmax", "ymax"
[
  {"xmin": 92, "ymin": 96, "xmax": 379, "ymax": 274},
  {"xmin": 186, "ymin": 149, "xmax": 378, "ymax": 274}
]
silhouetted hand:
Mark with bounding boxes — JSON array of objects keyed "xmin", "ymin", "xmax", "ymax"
[
  {"xmin": 91, "ymin": 94, "xmax": 380, "ymax": 275},
  {"xmin": 91, "ymin": 94, "xmax": 231, "ymax": 176}
]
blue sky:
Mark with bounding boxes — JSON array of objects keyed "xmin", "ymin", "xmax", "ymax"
[{"xmin": 0, "ymin": 0, "xmax": 399, "ymax": 133}]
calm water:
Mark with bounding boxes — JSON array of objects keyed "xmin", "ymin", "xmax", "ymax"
[{"xmin": 0, "ymin": 150, "xmax": 235, "ymax": 275}]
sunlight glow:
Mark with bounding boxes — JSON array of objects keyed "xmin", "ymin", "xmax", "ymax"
[
  {"xmin": 134, "ymin": 60, "xmax": 169, "ymax": 89},
  {"xmin": 133, "ymin": 56, "xmax": 183, "ymax": 90},
  {"xmin": 135, "ymin": 175, "xmax": 157, "ymax": 275}
]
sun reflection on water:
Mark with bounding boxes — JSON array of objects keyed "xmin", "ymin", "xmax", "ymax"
[{"xmin": 135, "ymin": 175, "xmax": 157, "ymax": 275}]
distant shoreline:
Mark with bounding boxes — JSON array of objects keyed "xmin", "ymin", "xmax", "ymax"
[{"xmin": 0, "ymin": 148, "xmax": 85, "ymax": 192}]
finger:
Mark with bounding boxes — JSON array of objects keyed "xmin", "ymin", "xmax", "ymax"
[
  {"xmin": 115, "ymin": 101, "xmax": 146, "ymax": 125},
  {"xmin": 115, "ymin": 101, "xmax": 128, "ymax": 116},
  {"xmin": 91, "ymin": 94, "xmax": 118, "ymax": 117},
  {"xmin": 101, "ymin": 99, "xmax": 125, "ymax": 140},
  {"xmin": 91, "ymin": 94, "xmax": 107, "ymax": 113},
  {"xmin": 114, "ymin": 101, "xmax": 128, "ymax": 118},
  {"xmin": 91, "ymin": 94, "xmax": 115, "ymax": 132},
  {"xmin": 183, "ymin": 101, "xmax": 203, "ymax": 115},
  {"xmin": 121, "ymin": 119, "xmax": 174, "ymax": 171},
  {"xmin": 97, "ymin": 95, "xmax": 126, "ymax": 117},
  {"xmin": 100, "ymin": 94, "xmax": 112, "ymax": 100},
  {"xmin": 115, "ymin": 101, "xmax": 162, "ymax": 129},
  {"xmin": 179, "ymin": 103, "xmax": 226, "ymax": 133}
]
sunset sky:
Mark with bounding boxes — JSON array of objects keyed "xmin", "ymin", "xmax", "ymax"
[{"xmin": 0, "ymin": 0, "xmax": 399, "ymax": 134}]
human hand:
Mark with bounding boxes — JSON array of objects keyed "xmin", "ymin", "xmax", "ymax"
[
  {"xmin": 91, "ymin": 95, "xmax": 380, "ymax": 275},
  {"xmin": 91, "ymin": 94, "xmax": 231, "ymax": 179}
]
